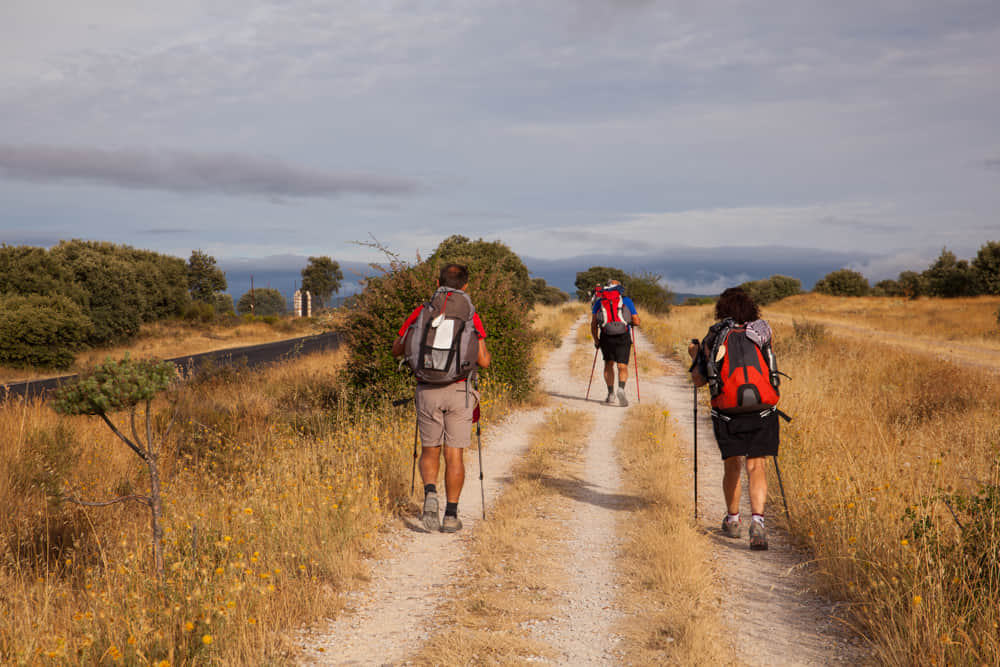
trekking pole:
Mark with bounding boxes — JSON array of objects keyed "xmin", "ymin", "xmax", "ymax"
[
  {"xmin": 773, "ymin": 456, "xmax": 791, "ymax": 526},
  {"xmin": 631, "ymin": 327, "xmax": 640, "ymax": 404},
  {"xmin": 410, "ymin": 421, "xmax": 419, "ymax": 495},
  {"xmin": 477, "ymin": 421, "xmax": 486, "ymax": 520},
  {"xmin": 585, "ymin": 346, "xmax": 599, "ymax": 400},
  {"xmin": 693, "ymin": 384, "xmax": 698, "ymax": 521}
]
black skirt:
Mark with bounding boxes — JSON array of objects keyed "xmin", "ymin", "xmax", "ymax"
[{"xmin": 711, "ymin": 409, "xmax": 780, "ymax": 459}]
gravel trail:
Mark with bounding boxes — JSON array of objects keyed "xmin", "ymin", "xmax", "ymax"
[{"xmin": 523, "ymin": 319, "xmax": 632, "ymax": 664}]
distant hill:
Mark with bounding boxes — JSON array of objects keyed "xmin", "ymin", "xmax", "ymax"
[{"xmin": 218, "ymin": 244, "xmax": 873, "ymax": 311}]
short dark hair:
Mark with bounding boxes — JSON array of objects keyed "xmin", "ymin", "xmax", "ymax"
[
  {"xmin": 715, "ymin": 287, "xmax": 760, "ymax": 323},
  {"xmin": 439, "ymin": 263, "xmax": 469, "ymax": 289}
]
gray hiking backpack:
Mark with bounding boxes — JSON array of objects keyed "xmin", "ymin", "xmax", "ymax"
[{"xmin": 402, "ymin": 287, "xmax": 480, "ymax": 385}]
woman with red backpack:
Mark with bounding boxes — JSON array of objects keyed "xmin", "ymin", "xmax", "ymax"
[{"xmin": 688, "ymin": 287, "xmax": 784, "ymax": 551}]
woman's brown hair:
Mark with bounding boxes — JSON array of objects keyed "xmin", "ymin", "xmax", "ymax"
[{"xmin": 715, "ymin": 287, "xmax": 760, "ymax": 323}]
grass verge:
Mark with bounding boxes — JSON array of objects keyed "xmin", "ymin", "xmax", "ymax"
[
  {"xmin": 616, "ymin": 404, "xmax": 732, "ymax": 665},
  {"xmin": 0, "ymin": 348, "xmax": 516, "ymax": 665}
]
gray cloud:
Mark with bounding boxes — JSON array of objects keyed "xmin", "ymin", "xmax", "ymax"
[
  {"xmin": 981, "ymin": 158, "xmax": 1000, "ymax": 171},
  {"xmin": 141, "ymin": 227, "xmax": 194, "ymax": 235},
  {"xmin": 0, "ymin": 144, "xmax": 420, "ymax": 199},
  {"xmin": 818, "ymin": 215, "xmax": 899, "ymax": 233},
  {"xmin": 0, "ymin": 228, "xmax": 65, "ymax": 247}
]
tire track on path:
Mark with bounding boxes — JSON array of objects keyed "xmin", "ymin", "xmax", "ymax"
[{"xmin": 524, "ymin": 317, "xmax": 633, "ymax": 664}]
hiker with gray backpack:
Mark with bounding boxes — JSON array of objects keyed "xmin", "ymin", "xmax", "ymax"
[
  {"xmin": 688, "ymin": 286, "xmax": 789, "ymax": 550},
  {"xmin": 392, "ymin": 263, "xmax": 491, "ymax": 533}
]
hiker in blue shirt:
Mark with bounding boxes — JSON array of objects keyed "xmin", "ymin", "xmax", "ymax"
[{"xmin": 590, "ymin": 280, "xmax": 640, "ymax": 406}]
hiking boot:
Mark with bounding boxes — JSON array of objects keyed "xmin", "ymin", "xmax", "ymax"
[
  {"xmin": 749, "ymin": 520, "xmax": 769, "ymax": 550},
  {"xmin": 441, "ymin": 515, "xmax": 463, "ymax": 533},
  {"xmin": 721, "ymin": 516, "xmax": 742, "ymax": 538},
  {"xmin": 421, "ymin": 492, "xmax": 440, "ymax": 532},
  {"xmin": 605, "ymin": 391, "xmax": 615, "ymax": 404},
  {"xmin": 617, "ymin": 389, "xmax": 628, "ymax": 407}
]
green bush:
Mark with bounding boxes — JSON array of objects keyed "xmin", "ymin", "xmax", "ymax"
[
  {"xmin": 625, "ymin": 271, "xmax": 674, "ymax": 315},
  {"xmin": 530, "ymin": 278, "xmax": 569, "ymax": 305},
  {"xmin": 923, "ymin": 247, "xmax": 979, "ymax": 297},
  {"xmin": 237, "ymin": 288, "xmax": 286, "ymax": 316},
  {"xmin": 212, "ymin": 292, "xmax": 235, "ymax": 315},
  {"xmin": 897, "ymin": 271, "xmax": 926, "ymax": 299},
  {"xmin": 972, "ymin": 241, "xmax": 1000, "ymax": 295},
  {"xmin": 574, "ymin": 266, "xmax": 629, "ymax": 301},
  {"xmin": 872, "ymin": 279, "xmax": 902, "ymax": 297},
  {"xmin": 183, "ymin": 300, "xmax": 215, "ymax": 323},
  {"xmin": 49, "ymin": 241, "xmax": 146, "ymax": 345},
  {"xmin": 0, "ymin": 294, "xmax": 92, "ymax": 368},
  {"xmin": 429, "ymin": 235, "xmax": 533, "ymax": 303},
  {"xmin": 740, "ymin": 275, "xmax": 802, "ymax": 305},
  {"xmin": 682, "ymin": 296, "xmax": 715, "ymax": 306},
  {"xmin": 339, "ymin": 255, "xmax": 536, "ymax": 403},
  {"xmin": 814, "ymin": 268, "xmax": 870, "ymax": 297}
]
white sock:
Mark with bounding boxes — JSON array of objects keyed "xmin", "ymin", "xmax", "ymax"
[
  {"xmin": 752, "ymin": 514, "xmax": 765, "ymax": 525},
  {"xmin": 726, "ymin": 513, "xmax": 740, "ymax": 524}
]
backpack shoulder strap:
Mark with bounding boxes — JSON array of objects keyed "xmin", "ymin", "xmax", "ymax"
[{"xmin": 704, "ymin": 318, "xmax": 735, "ymax": 395}]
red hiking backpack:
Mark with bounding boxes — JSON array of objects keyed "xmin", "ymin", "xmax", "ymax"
[
  {"xmin": 596, "ymin": 286, "xmax": 629, "ymax": 336},
  {"xmin": 705, "ymin": 319, "xmax": 781, "ymax": 413}
]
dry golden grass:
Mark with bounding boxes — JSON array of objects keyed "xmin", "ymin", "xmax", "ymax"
[
  {"xmin": 0, "ymin": 346, "xmax": 516, "ymax": 665},
  {"xmin": 641, "ymin": 304, "xmax": 715, "ymax": 362},
  {"xmin": 616, "ymin": 404, "xmax": 732, "ymax": 665},
  {"xmin": 530, "ymin": 303, "xmax": 588, "ymax": 393},
  {"xmin": 642, "ymin": 299, "xmax": 1000, "ymax": 664},
  {"xmin": 766, "ymin": 294, "xmax": 1000, "ymax": 362},
  {"xmin": 0, "ymin": 316, "xmax": 330, "ymax": 384},
  {"xmin": 768, "ymin": 293, "xmax": 1000, "ymax": 342},
  {"xmin": 775, "ymin": 324, "xmax": 1000, "ymax": 664},
  {"xmin": 412, "ymin": 408, "xmax": 589, "ymax": 665}
]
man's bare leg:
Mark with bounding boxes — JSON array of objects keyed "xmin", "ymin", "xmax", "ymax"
[{"xmin": 443, "ymin": 446, "xmax": 465, "ymax": 503}]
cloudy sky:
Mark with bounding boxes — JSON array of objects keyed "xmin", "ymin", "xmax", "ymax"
[{"xmin": 1, "ymin": 0, "xmax": 998, "ymax": 294}]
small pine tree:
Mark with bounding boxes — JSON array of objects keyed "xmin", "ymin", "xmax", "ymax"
[{"xmin": 53, "ymin": 357, "xmax": 178, "ymax": 578}]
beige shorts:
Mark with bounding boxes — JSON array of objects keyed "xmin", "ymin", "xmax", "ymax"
[{"xmin": 415, "ymin": 382, "xmax": 479, "ymax": 449}]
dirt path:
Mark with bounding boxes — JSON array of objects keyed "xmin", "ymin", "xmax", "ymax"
[
  {"xmin": 298, "ymin": 402, "xmax": 551, "ymax": 664},
  {"xmin": 299, "ymin": 319, "xmax": 866, "ymax": 665}
]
